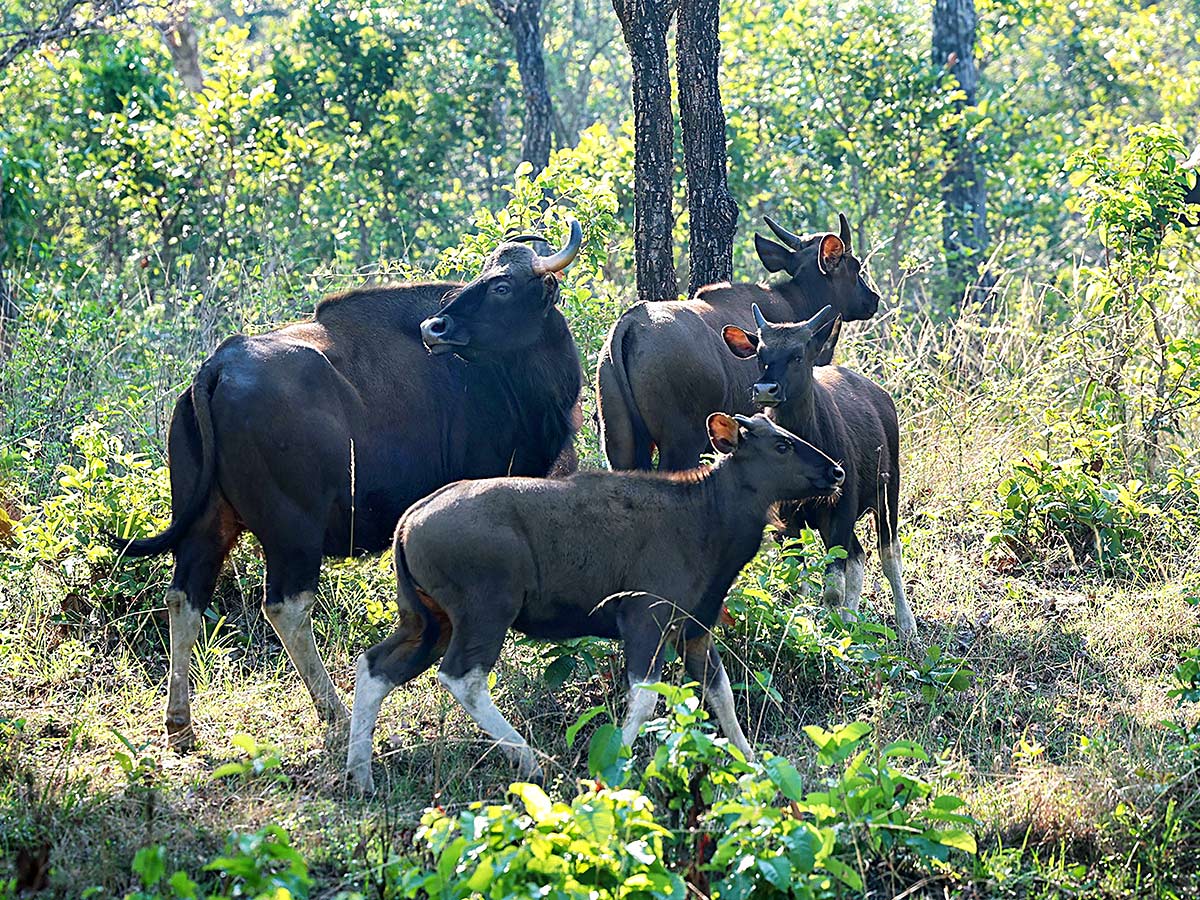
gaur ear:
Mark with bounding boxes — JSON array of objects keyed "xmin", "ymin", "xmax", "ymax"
[
  {"xmin": 754, "ymin": 234, "xmax": 795, "ymax": 273},
  {"xmin": 722, "ymin": 325, "xmax": 758, "ymax": 358},
  {"xmin": 809, "ymin": 316, "xmax": 842, "ymax": 356},
  {"xmin": 816, "ymin": 234, "xmax": 846, "ymax": 275},
  {"xmin": 707, "ymin": 413, "xmax": 740, "ymax": 455},
  {"xmin": 541, "ymin": 273, "xmax": 564, "ymax": 304}
]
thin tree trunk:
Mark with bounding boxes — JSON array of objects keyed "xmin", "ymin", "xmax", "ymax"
[
  {"xmin": 488, "ymin": 0, "xmax": 554, "ymax": 174},
  {"xmin": 676, "ymin": 0, "xmax": 736, "ymax": 294},
  {"xmin": 157, "ymin": 8, "xmax": 204, "ymax": 93},
  {"xmin": 613, "ymin": 0, "xmax": 679, "ymax": 302},
  {"xmin": 933, "ymin": 0, "xmax": 988, "ymax": 307}
]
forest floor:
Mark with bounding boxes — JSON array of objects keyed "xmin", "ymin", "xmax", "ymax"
[{"xmin": 3, "ymin": 485, "xmax": 1198, "ymax": 897}]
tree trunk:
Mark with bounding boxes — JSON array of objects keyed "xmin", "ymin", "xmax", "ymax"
[
  {"xmin": 488, "ymin": 0, "xmax": 554, "ymax": 174},
  {"xmin": 613, "ymin": 0, "xmax": 679, "ymax": 302},
  {"xmin": 158, "ymin": 9, "xmax": 204, "ymax": 93},
  {"xmin": 676, "ymin": 0, "xmax": 736, "ymax": 294},
  {"xmin": 932, "ymin": 0, "xmax": 988, "ymax": 307}
]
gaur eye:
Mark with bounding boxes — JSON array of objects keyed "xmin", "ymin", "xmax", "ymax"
[
  {"xmin": 492, "ymin": 281, "xmax": 511, "ymax": 296},
  {"xmin": 775, "ymin": 441, "xmax": 791, "ymax": 454}
]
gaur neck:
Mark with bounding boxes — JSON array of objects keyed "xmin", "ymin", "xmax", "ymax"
[
  {"xmin": 774, "ymin": 280, "xmax": 825, "ymax": 319},
  {"xmin": 472, "ymin": 310, "xmax": 581, "ymax": 460},
  {"xmin": 705, "ymin": 456, "xmax": 780, "ymax": 529},
  {"xmin": 771, "ymin": 385, "xmax": 820, "ymax": 439}
]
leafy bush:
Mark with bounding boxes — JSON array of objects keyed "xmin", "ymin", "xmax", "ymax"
[
  {"xmin": 121, "ymin": 826, "xmax": 312, "ymax": 900},
  {"xmin": 989, "ymin": 448, "xmax": 1158, "ymax": 570},
  {"xmin": 397, "ymin": 782, "xmax": 685, "ymax": 900}
]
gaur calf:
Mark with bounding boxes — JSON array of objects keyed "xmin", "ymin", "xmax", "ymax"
[
  {"xmin": 346, "ymin": 413, "xmax": 845, "ymax": 791},
  {"xmin": 112, "ymin": 220, "xmax": 584, "ymax": 751},
  {"xmin": 723, "ymin": 304, "xmax": 917, "ymax": 639},
  {"xmin": 597, "ymin": 215, "xmax": 881, "ymax": 471}
]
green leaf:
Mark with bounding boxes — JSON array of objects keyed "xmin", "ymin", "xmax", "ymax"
[
  {"xmin": 823, "ymin": 856, "xmax": 864, "ymax": 890},
  {"xmin": 757, "ymin": 856, "xmax": 791, "ymax": 889},
  {"xmin": 544, "ymin": 654, "xmax": 576, "ymax": 689},
  {"xmin": 932, "ymin": 828, "xmax": 978, "ymax": 854},
  {"xmin": 566, "ymin": 705, "xmax": 606, "ymax": 748},
  {"xmin": 132, "ymin": 845, "xmax": 166, "ymax": 886},
  {"xmin": 764, "ymin": 756, "xmax": 805, "ymax": 801},
  {"xmin": 588, "ymin": 724, "xmax": 628, "ymax": 786}
]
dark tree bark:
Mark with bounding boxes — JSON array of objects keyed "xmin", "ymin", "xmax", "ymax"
[
  {"xmin": 613, "ymin": 0, "xmax": 679, "ymax": 302},
  {"xmin": 676, "ymin": 0, "xmax": 736, "ymax": 294},
  {"xmin": 488, "ymin": 0, "xmax": 555, "ymax": 174},
  {"xmin": 932, "ymin": 0, "xmax": 989, "ymax": 307}
]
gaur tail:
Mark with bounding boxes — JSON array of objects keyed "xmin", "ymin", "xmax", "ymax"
[
  {"xmin": 110, "ymin": 365, "xmax": 220, "ymax": 557},
  {"xmin": 596, "ymin": 312, "xmax": 654, "ymax": 470},
  {"xmin": 393, "ymin": 537, "xmax": 443, "ymax": 663}
]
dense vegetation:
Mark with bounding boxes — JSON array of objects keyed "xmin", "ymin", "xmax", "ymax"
[{"xmin": 1, "ymin": 0, "xmax": 1199, "ymax": 897}]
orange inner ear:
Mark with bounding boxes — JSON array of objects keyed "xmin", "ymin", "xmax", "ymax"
[
  {"xmin": 722, "ymin": 325, "xmax": 756, "ymax": 358},
  {"xmin": 707, "ymin": 413, "xmax": 739, "ymax": 452},
  {"xmin": 820, "ymin": 234, "xmax": 845, "ymax": 266}
]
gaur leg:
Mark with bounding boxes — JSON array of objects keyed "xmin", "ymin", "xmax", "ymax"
[
  {"xmin": 816, "ymin": 512, "xmax": 857, "ymax": 609},
  {"xmin": 843, "ymin": 534, "xmax": 866, "ymax": 613},
  {"xmin": 262, "ymin": 544, "xmax": 348, "ymax": 731},
  {"xmin": 682, "ymin": 634, "xmax": 754, "ymax": 761},
  {"xmin": 877, "ymin": 475, "xmax": 917, "ymax": 641},
  {"xmin": 879, "ymin": 533, "xmax": 916, "ymax": 640},
  {"xmin": 615, "ymin": 592, "xmax": 677, "ymax": 746},
  {"xmin": 163, "ymin": 500, "xmax": 241, "ymax": 751},
  {"xmin": 437, "ymin": 598, "xmax": 540, "ymax": 782},
  {"xmin": 346, "ymin": 602, "xmax": 449, "ymax": 793}
]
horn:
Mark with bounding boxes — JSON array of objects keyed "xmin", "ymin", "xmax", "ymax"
[
  {"xmin": 805, "ymin": 305, "xmax": 837, "ymax": 332},
  {"xmin": 763, "ymin": 215, "xmax": 807, "ymax": 251},
  {"xmin": 752, "ymin": 303, "xmax": 769, "ymax": 331},
  {"xmin": 506, "ymin": 232, "xmax": 548, "ymax": 245},
  {"xmin": 733, "ymin": 414, "xmax": 757, "ymax": 429},
  {"xmin": 532, "ymin": 217, "xmax": 583, "ymax": 274},
  {"xmin": 838, "ymin": 213, "xmax": 852, "ymax": 249}
]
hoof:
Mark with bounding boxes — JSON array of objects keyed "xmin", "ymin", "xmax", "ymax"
[{"xmin": 518, "ymin": 764, "xmax": 546, "ymax": 787}]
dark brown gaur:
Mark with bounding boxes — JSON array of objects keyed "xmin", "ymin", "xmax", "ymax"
[
  {"xmin": 596, "ymin": 215, "xmax": 881, "ymax": 471},
  {"xmin": 345, "ymin": 412, "xmax": 845, "ymax": 791},
  {"xmin": 723, "ymin": 303, "xmax": 917, "ymax": 640},
  {"xmin": 112, "ymin": 220, "xmax": 584, "ymax": 751}
]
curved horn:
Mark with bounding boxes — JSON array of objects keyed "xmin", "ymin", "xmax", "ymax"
[
  {"xmin": 532, "ymin": 217, "xmax": 583, "ymax": 274},
  {"xmin": 838, "ymin": 213, "xmax": 852, "ymax": 250},
  {"xmin": 763, "ymin": 214, "xmax": 807, "ymax": 251},
  {"xmin": 506, "ymin": 232, "xmax": 548, "ymax": 245},
  {"xmin": 804, "ymin": 305, "xmax": 837, "ymax": 332},
  {"xmin": 752, "ymin": 302, "xmax": 769, "ymax": 331},
  {"xmin": 733, "ymin": 414, "xmax": 758, "ymax": 429}
]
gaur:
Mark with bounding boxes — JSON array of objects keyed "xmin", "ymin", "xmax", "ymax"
[
  {"xmin": 597, "ymin": 215, "xmax": 880, "ymax": 471},
  {"xmin": 113, "ymin": 220, "xmax": 584, "ymax": 750},
  {"xmin": 346, "ymin": 412, "xmax": 845, "ymax": 791},
  {"xmin": 723, "ymin": 303, "xmax": 917, "ymax": 639}
]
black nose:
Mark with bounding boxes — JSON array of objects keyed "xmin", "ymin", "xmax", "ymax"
[
  {"xmin": 423, "ymin": 315, "xmax": 450, "ymax": 337},
  {"xmin": 752, "ymin": 382, "xmax": 782, "ymax": 406},
  {"xmin": 830, "ymin": 465, "xmax": 845, "ymax": 485}
]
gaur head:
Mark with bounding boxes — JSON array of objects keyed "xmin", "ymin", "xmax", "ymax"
[
  {"xmin": 421, "ymin": 218, "xmax": 583, "ymax": 357},
  {"xmin": 706, "ymin": 411, "xmax": 844, "ymax": 497},
  {"xmin": 722, "ymin": 304, "xmax": 839, "ymax": 407},
  {"xmin": 754, "ymin": 213, "xmax": 880, "ymax": 321}
]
